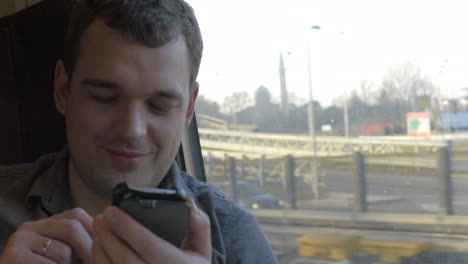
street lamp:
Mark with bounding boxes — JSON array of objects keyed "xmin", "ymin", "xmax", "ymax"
[
  {"xmin": 344, "ymin": 92, "xmax": 350, "ymax": 137},
  {"xmin": 307, "ymin": 25, "xmax": 320, "ymax": 199},
  {"xmin": 338, "ymin": 30, "xmax": 349, "ymax": 138}
]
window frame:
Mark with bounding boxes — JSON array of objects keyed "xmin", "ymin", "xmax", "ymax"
[{"xmin": 180, "ymin": 113, "xmax": 207, "ymax": 182}]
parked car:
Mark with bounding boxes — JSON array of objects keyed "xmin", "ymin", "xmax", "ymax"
[{"xmin": 215, "ymin": 181, "xmax": 282, "ymax": 209}]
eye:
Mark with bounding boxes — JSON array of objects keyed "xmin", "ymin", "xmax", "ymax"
[
  {"xmin": 148, "ymin": 103, "xmax": 174, "ymax": 114},
  {"xmin": 91, "ymin": 95, "xmax": 116, "ymax": 103}
]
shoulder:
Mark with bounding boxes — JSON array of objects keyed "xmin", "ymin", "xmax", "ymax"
[
  {"xmin": 180, "ymin": 173, "xmax": 277, "ymax": 263},
  {"xmin": 0, "ymin": 153, "xmax": 58, "ymax": 250},
  {"xmin": 0, "ymin": 161, "xmax": 37, "ymax": 181},
  {"xmin": 181, "ymin": 173, "xmax": 246, "ymax": 215},
  {"xmin": 0, "ymin": 152, "xmax": 57, "ymax": 197},
  {"xmin": 180, "ymin": 173, "xmax": 257, "ymax": 231}
]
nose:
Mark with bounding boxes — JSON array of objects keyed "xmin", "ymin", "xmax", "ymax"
[{"xmin": 112, "ymin": 103, "xmax": 147, "ymax": 140}]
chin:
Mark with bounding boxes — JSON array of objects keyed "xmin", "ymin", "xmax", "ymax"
[{"xmin": 89, "ymin": 177, "xmax": 123, "ymax": 199}]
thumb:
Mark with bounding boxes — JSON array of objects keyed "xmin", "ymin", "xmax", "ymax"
[{"xmin": 181, "ymin": 198, "xmax": 211, "ymax": 260}]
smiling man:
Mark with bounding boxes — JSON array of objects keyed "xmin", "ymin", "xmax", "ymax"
[{"xmin": 0, "ymin": 0, "xmax": 277, "ymax": 263}]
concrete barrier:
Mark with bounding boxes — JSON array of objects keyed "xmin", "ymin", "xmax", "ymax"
[{"xmin": 251, "ymin": 209, "xmax": 468, "ymax": 235}]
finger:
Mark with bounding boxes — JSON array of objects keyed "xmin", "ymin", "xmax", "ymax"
[
  {"xmin": 103, "ymin": 206, "xmax": 186, "ymax": 263},
  {"xmin": 28, "ymin": 233, "xmax": 73, "ymax": 264},
  {"xmin": 20, "ymin": 218, "xmax": 92, "ymax": 263},
  {"xmin": 91, "ymin": 238, "xmax": 112, "ymax": 264},
  {"xmin": 40, "ymin": 219, "xmax": 92, "ymax": 263},
  {"xmin": 180, "ymin": 198, "xmax": 211, "ymax": 259},
  {"xmin": 48, "ymin": 208, "xmax": 94, "ymax": 236},
  {"xmin": 93, "ymin": 215, "xmax": 143, "ymax": 264},
  {"xmin": 1, "ymin": 249, "xmax": 55, "ymax": 264},
  {"xmin": 2, "ymin": 231, "xmax": 57, "ymax": 264}
]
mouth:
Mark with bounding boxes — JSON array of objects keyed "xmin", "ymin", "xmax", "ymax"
[{"xmin": 104, "ymin": 148, "xmax": 150, "ymax": 168}]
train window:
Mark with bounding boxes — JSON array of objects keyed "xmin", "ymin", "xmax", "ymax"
[
  {"xmin": 187, "ymin": 0, "xmax": 468, "ymax": 263},
  {"xmin": 0, "ymin": 0, "xmax": 42, "ymax": 16},
  {"xmin": 2, "ymin": 0, "xmax": 468, "ymax": 263}
]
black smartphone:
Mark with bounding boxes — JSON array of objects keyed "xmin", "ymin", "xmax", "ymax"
[{"xmin": 112, "ymin": 182, "xmax": 191, "ymax": 247}]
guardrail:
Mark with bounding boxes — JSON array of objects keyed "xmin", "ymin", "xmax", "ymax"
[
  {"xmin": 198, "ymin": 128, "xmax": 451, "ymax": 156},
  {"xmin": 206, "ymin": 148, "xmax": 454, "ymax": 215}
]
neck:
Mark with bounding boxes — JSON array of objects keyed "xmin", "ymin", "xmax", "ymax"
[{"xmin": 68, "ymin": 161, "xmax": 109, "ymax": 216}]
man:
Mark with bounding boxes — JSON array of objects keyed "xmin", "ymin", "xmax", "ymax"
[{"xmin": 0, "ymin": 0, "xmax": 278, "ymax": 263}]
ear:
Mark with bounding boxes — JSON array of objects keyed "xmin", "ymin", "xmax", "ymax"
[
  {"xmin": 54, "ymin": 60, "xmax": 70, "ymax": 116},
  {"xmin": 185, "ymin": 82, "xmax": 199, "ymax": 128}
]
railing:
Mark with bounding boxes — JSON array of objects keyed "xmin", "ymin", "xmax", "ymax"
[
  {"xmin": 204, "ymin": 148, "xmax": 457, "ymax": 215},
  {"xmin": 198, "ymin": 128, "xmax": 451, "ymax": 157}
]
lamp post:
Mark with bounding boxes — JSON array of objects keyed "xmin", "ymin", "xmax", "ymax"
[
  {"xmin": 344, "ymin": 92, "xmax": 350, "ymax": 137},
  {"xmin": 438, "ymin": 59, "xmax": 450, "ymax": 136},
  {"xmin": 338, "ymin": 31, "xmax": 349, "ymax": 138},
  {"xmin": 307, "ymin": 25, "xmax": 320, "ymax": 199}
]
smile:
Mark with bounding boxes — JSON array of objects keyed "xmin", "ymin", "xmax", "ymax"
[{"xmin": 104, "ymin": 148, "xmax": 150, "ymax": 168}]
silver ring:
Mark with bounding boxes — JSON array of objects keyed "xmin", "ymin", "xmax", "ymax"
[{"xmin": 41, "ymin": 239, "xmax": 52, "ymax": 256}]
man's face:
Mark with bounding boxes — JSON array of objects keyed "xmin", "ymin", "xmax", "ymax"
[{"xmin": 54, "ymin": 20, "xmax": 198, "ymax": 198}]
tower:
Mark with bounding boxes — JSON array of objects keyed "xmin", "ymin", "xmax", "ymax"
[{"xmin": 279, "ymin": 52, "xmax": 288, "ymax": 115}]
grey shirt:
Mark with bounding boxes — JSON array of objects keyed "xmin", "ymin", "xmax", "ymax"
[{"xmin": 0, "ymin": 150, "xmax": 278, "ymax": 264}]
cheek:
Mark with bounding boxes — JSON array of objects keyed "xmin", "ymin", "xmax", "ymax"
[
  {"xmin": 67, "ymin": 99, "xmax": 109, "ymax": 142},
  {"xmin": 147, "ymin": 113, "xmax": 186, "ymax": 145}
]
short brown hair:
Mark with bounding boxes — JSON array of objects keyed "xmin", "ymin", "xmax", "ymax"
[{"xmin": 63, "ymin": 0, "xmax": 203, "ymax": 84}]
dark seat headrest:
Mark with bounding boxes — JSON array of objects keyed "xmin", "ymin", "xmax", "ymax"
[{"xmin": 0, "ymin": 0, "xmax": 73, "ymax": 164}]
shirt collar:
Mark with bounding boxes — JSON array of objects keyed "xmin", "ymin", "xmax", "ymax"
[
  {"xmin": 158, "ymin": 160, "xmax": 191, "ymax": 199},
  {"xmin": 26, "ymin": 150, "xmax": 191, "ymax": 215}
]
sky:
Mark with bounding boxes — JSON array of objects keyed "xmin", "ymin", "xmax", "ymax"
[{"xmin": 187, "ymin": 0, "xmax": 468, "ymax": 108}]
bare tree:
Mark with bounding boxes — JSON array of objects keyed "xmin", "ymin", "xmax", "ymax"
[
  {"xmin": 222, "ymin": 91, "xmax": 251, "ymax": 129},
  {"xmin": 360, "ymin": 79, "xmax": 374, "ymax": 104},
  {"xmin": 381, "ymin": 61, "xmax": 436, "ymax": 111}
]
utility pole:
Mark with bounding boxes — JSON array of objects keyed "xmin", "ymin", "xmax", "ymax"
[{"xmin": 307, "ymin": 25, "xmax": 320, "ymax": 199}]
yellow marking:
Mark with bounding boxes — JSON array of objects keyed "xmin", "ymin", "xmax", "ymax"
[
  {"xmin": 296, "ymin": 234, "xmax": 435, "ymax": 263},
  {"xmin": 296, "ymin": 234, "xmax": 361, "ymax": 260},
  {"xmin": 361, "ymin": 239, "xmax": 434, "ymax": 263}
]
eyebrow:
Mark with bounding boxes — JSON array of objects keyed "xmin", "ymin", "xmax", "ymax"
[
  {"xmin": 82, "ymin": 79, "xmax": 121, "ymax": 90},
  {"xmin": 82, "ymin": 78, "xmax": 184, "ymax": 101},
  {"xmin": 152, "ymin": 90, "xmax": 184, "ymax": 102}
]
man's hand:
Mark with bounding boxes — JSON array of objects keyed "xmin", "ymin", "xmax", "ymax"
[
  {"xmin": 91, "ymin": 198, "xmax": 211, "ymax": 264},
  {"xmin": 0, "ymin": 208, "xmax": 93, "ymax": 264}
]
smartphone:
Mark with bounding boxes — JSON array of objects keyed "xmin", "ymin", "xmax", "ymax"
[{"xmin": 112, "ymin": 182, "xmax": 191, "ymax": 247}]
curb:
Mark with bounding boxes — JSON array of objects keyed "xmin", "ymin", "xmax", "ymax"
[{"xmin": 251, "ymin": 209, "xmax": 468, "ymax": 235}]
